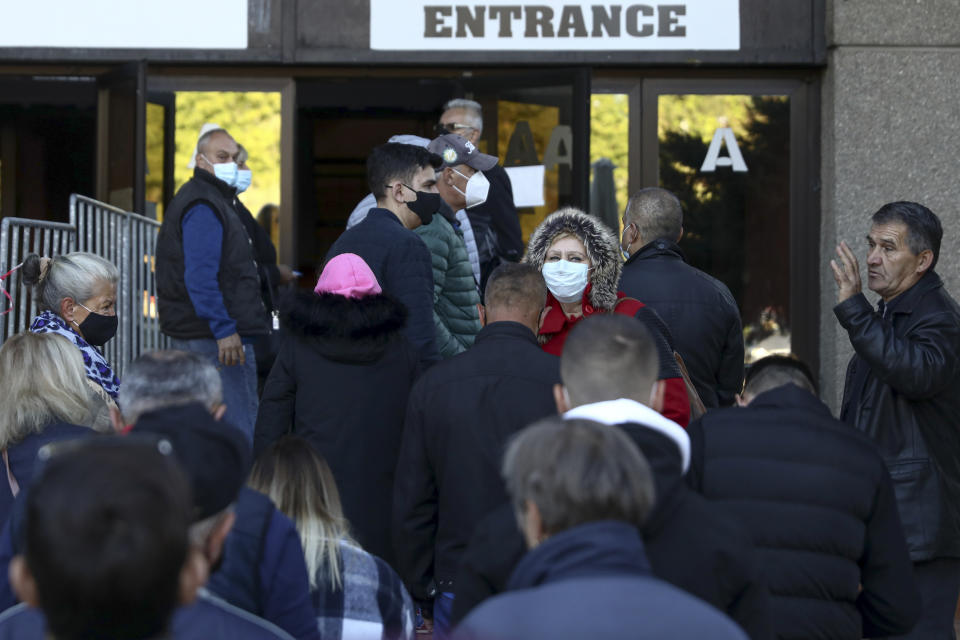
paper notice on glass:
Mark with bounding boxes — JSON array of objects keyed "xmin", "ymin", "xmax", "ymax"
[{"xmin": 505, "ymin": 165, "xmax": 546, "ymax": 208}]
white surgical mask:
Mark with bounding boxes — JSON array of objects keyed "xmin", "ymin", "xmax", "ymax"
[
  {"xmin": 235, "ymin": 169, "xmax": 252, "ymax": 193},
  {"xmin": 542, "ymin": 260, "xmax": 590, "ymax": 303},
  {"xmin": 452, "ymin": 168, "xmax": 490, "ymax": 209},
  {"xmin": 202, "ymin": 154, "xmax": 239, "ymax": 187}
]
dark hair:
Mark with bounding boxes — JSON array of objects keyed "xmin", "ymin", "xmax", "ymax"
[
  {"xmin": 871, "ymin": 201, "xmax": 943, "ymax": 270},
  {"xmin": 561, "ymin": 315, "xmax": 659, "ymax": 408},
  {"xmin": 483, "ymin": 263, "xmax": 547, "ymax": 318},
  {"xmin": 366, "ymin": 143, "xmax": 442, "ymax": 201},
  {"xmin": 24, "ymin": 439, "xmax": 192, "ymax": 640},
  {"xmin": 625, "ymin": 187, "xmax": 683, "ymax": 243},
  {"xmin": 744, "ymin": 355, "xmax": 817, "ymax": 398},
  {"xmin": 503, "ymin": 417, "xmax": 655, "ymax": 536},
  {"xmin": 257, "ymin": 204, "xmax": 279, "ymax": 233}
]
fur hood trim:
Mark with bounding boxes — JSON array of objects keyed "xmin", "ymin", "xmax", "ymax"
[
  {"xmin": 522, "ymin": 207, "xmax": 622, "ymax": 311},
  {"xmin": 281, "ymin": 289, "xmax": 407, "ymax": 361}
]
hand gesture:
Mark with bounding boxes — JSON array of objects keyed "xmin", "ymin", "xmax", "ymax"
[{"xmin": 830, "ymin": 241, "xmax": 862, "ymax": 304}]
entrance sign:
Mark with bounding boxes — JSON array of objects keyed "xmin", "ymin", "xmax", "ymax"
[
  {"xmin": 370, "ymin": 1, "xmax": 739, "ymax": 51},
  {"xmin": 701, "ymin": 127, "xmax": 748, "ymax": 172},
  {"xmin": 0, "ymin": 0, "xmax": 248, "ymax": 49}
]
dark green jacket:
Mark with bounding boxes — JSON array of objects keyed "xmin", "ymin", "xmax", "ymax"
[{"xmin": 415, "ymin": 213, "xmax": 481, "ymax": 358}]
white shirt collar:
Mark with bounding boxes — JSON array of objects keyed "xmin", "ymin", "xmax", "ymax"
[{"xmin": 564, "ymin": 399, "xmax": 690, "ymax": 473}]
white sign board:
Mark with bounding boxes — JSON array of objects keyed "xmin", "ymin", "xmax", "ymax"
[
  {"xmin": 505, "ymin": 165, "xmax": 547, "ymax": 208},
  {"xmin": 371, "ymin": 1, "xmax": 739, "ymax": 51},
  {"xmin": 0, "ymin": 0, "xmax": 248, "ymax": 49}
]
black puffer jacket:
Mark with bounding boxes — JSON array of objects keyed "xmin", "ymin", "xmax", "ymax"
[
  {"xmin": 619, "ymin": 239, "xmax": 743, "ymax": 407},
  {"xmin": 688, "ymin": 384, "xmax": 920, "ymax": 640},
  {"xmin": 253, "ymin": 289, "xmax": 420, "ymax": 567},
  {"xmin": 836, "ymin": 271, "xmax": 960, "ymax": 561}
]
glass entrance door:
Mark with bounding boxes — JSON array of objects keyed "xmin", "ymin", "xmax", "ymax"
[{"xmin": 639, "ymin": 78, "xmax": 819, "ymax": 371}]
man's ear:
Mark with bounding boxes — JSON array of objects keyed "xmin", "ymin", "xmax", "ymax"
[
  {"xmin": 204, "ymin": 511, "xmax": 236, "ymax": 566},
  {"xmin": 735, "ymin": 393, "xmax": 751, "ymax": 407},
  {"xmin": 110, "ymin": 406, "xmax": 127, "ymax": 433},
  {"xmin": 677, "ymin": 226, "xmax": 684, "ymax": 243},
  {"xmin": 553, "ymin": 383, "xmax": 570, "ymax": 415},
  {"xmin": 210, "ymin": 403, "xmax": 227, "ymax": 422},
  {"xmin": 443, "ymin": 167, "xmax": 457, "ymax": 186},
  {"xmin": 916, "ymin": 249, "xmax": 934, "ymax": 275},
  {"xmin": 521, "ymin": 500, "xmax": 545, "ymax": 550},
  {"xmin": 477, "ymin": 304, "xmax": 486, "ymax": 328},
  {"xmin": 538, "ymin": 307, "xmax": 549, "ymax": 332},
  {"xmin": 649, "ymin": 380, "xmax": 666, "ymax": 414},
  {"xmin": 178, "ymin": 549, "xmax": 208, "ymax": 606},
  {"xmin": 10, "ymin": 556, "xmax": 39, "ymax": 607}
]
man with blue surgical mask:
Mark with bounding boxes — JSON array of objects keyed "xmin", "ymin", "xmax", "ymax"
[{"xmin": 157, "ymin": 127, "xmax": 268, "ymax": 444}]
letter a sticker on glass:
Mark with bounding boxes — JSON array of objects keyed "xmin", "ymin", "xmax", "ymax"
[{"xmin": 701, "ymin": 127, "xmax": 748, "ymax": 173}]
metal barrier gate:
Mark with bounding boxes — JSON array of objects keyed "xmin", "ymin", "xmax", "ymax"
[{"xmin": 0, "ymin": 194, "xmax": 168, "ymax": 376}]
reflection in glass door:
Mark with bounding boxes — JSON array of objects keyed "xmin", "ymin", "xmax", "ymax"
[
  {"xmin": 657, "ymin": 93, "xmax": 790, "ymax": 362},
  {"xmin": 639, "ymin": 78, "xmax": 819, "ymax": 371}
]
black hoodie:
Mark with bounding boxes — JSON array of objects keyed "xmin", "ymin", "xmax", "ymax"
[{"xmin": 253, "ymin": 289, "xmax": 420, "ymax": 567}]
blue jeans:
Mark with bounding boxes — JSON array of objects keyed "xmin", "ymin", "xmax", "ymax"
[
  {"xmin": 170, "ymin": 338, "xmax": 258, "ymax": 444},
  {"xmin": 433, "ymin": 591, "xmax": 456, "ymax": 639}
]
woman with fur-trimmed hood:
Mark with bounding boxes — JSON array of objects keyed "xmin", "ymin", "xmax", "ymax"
[
  {"xmin": 254, "ymin": 253, "xmax": 419, "ymax": 568},
  {"xmin": 523, "ymin": 207, "xmax": 690, "ymax": 426}
]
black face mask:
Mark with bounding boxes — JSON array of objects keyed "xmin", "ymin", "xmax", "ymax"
[
  {"xmin": 404, "ymin": 188, "xmax": 442, "ymax": 226},
  {"xmin": 76, "ymin": 304, "xmax": 118, "ymax": 347}
]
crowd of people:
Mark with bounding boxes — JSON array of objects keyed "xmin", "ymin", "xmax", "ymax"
[{"xmin": 0, "ymin": 97, "xmax": 956, "ymax": 640}]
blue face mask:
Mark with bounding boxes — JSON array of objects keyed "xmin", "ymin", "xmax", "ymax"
[
  {"xmin": 235, "ymin": 169, "xmax": 252, "ymax": 193},
  {"xmin": 202, "ymin": 155, "xmax": 238, "ymax": 187}
]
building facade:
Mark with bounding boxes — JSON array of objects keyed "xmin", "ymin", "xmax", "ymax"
[{"xmin": 0, "ymin": 0, "xmax": 956, "ymax": 404}]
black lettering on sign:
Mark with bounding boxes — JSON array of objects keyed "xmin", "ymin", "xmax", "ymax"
[
  {"xmin": 591, "ymin": 5, "xmax": 621, "ymax": 37},
  {"xmin": 557, "ymin": 5, "xmax": 588, "ymax": 37},
  {"xmin": 456, "ymin": 5, "xmax": 486, "ymax": 37},
  {"xmin": 489, "ymin": 5, "xmax": 522, "ymax": 37},
  {"xmin": 424, "ymin": 6, "xmax": 453, "ymax": 37},
  {"xmin": 524, "ymin": 5, "xmax": 555, "ymax": 37},
  {"xmin": 658, "ymin": 5, "xmax": 686, "ymax": 36},
  {"xmin": 625, "ymin": 5, "xmax": 654, "ymax": 37},
  {"xmin": 505, "ymin": 121, "xmax": 540, "ymax": 166}
]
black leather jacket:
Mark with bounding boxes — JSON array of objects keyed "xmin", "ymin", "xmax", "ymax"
[{"xmin": 836, "ymin": 271, "xmax": 960, "ymax": 560}]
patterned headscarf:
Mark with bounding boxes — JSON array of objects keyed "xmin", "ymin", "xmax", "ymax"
[{"xmin": 30, "ymin": 310, "xmax": 120, "ymax": 400}]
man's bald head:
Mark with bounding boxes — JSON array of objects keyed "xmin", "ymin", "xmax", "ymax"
[
  {"xmin": 623, "ymin": 188, "xmax": 684, "ymax": 248},
  {"xmin": 195, "ymin": 129, "xmax": 237, "ymax": 175},
  {"xmin": 561, "ymin": 315, "xmax": 659, "ymax": 408},
  {"xmin": 482, "ymin": 263, "xmax": 547, "ymax": 332}
]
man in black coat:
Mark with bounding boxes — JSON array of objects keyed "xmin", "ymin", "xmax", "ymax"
[
  {"xmin": 688, "ymin": 356, "xmax": 920, "ymax": 639},
  {"xmin": 618, "ymin": 187, "xmax": 744, "ymax": 407},
  {"xmin": 392, "ymin": 263, "xmax": 559, "ymax": 637},
  {"xmin": 326, "ymin": 143, "xmax": 441, "ymax": 366},
  {"xmin": 831, "ymin": 201, "xmax": 960, "ymax": 639},
  {"xmin": 452, "ymin": 315, "xmax": 771, "ymax": 639}
]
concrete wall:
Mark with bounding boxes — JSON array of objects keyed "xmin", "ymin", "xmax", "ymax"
[{"xmin": 820, "ymin": 0, "xmax": 960, "ymax": 410}]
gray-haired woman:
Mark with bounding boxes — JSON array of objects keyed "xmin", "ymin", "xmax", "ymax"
[{"xmin": 21, "ymin": 252, "xmax": 121, "ymax": 402}]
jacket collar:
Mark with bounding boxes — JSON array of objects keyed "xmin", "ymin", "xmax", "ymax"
[
  {"xmin": 192, "ymin": 167, "xmax": 236, "ymax": 199},
  {"xmin": 565, "ymin": 399, "xmax": 690, "ymax": 473},
  {"xmin": 475, "ymin": 321, "xmax": 540, "ymax": 347},
  {"xmin": 881, "ymin": 270, "xmax": 943, "ymax": 316},
  {"xmin": 367, "ymin": 207, "xmax": 404, "ymax": 228},
  {"xmin": 539, "ymin": 286, "xmax": 600, "ymax": 336},
  {"xmin": 747, "ymin": 383, "xmax": 833, "ymax": 418},
  {"xmin": 627, "ymin": 238, "xmax": 686, "ymax": 265},
  {"xmin": 506, "ymin": 521, "xmax": 651, "ymax": 591}
]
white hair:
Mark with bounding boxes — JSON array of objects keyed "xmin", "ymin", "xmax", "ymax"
[
  {"xmin": 22, "ymin": 252, "xmax": 118, "ymax": 313},
  {"xmin": 118, "ymin": 350, "xmax": 223, "ymax": 424},
  {"xmin": 443, "ymin": 99, "xmax": 483, "ymax": 133}
]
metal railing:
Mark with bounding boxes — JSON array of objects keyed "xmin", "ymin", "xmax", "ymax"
[{"xmin": 0, "ymin": 195, "xmax": 168, "ymax": 376}]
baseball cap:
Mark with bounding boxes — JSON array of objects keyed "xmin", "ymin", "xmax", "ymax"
[
  {"xmin": 428, "ymin": 134, "xmax": 498, "ymax": 172},
  {"xmin": 132, "ymin": 403, "xmax": 251, "ymax": 522}
]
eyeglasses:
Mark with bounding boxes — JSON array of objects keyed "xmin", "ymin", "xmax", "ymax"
[{"xmin": 436, "ymin": 122, "xmax": 476, "ymax": 136}]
